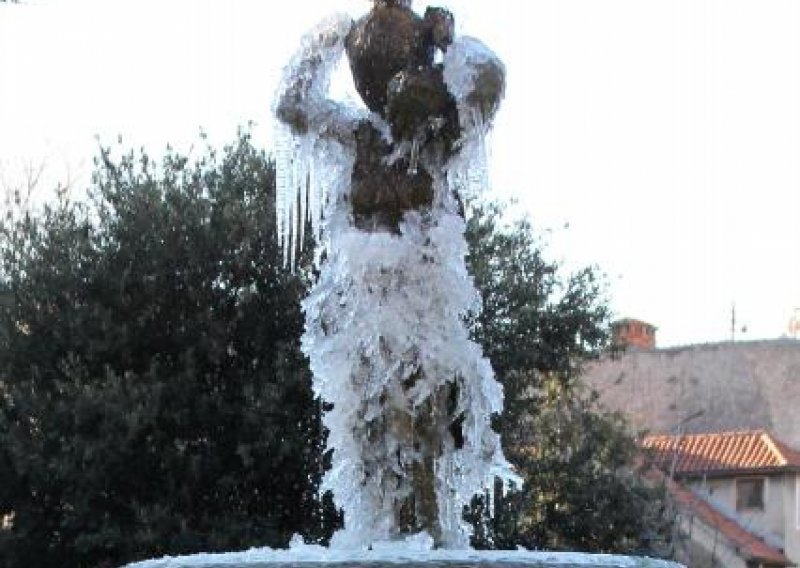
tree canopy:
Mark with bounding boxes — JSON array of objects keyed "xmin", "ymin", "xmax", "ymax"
[
  {"xmin": 464, "ymin": 203, "xmax": 671, "ymax": 555},
  {"xmin": 0, "ymin": 132, "xmax": 333, "ymax": 568},
  {"xmin": 0, "ymin": 134, "xmax": 671, "ymax": 567}
]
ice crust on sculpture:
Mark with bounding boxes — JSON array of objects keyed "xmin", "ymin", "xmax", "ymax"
[
  {"xmin": 443, "ymin": 37, "xmax": 502, "ymax": 201},
  {"xmin": 273, "ymin": 5, "xmax": 519, "ymax": 549},
  {"xmin": 304, "ymin": 207, "xmax": 517, "ymax": 548},
  {"xmin": 274, "ymin": 13, "xmax": 361, "ymax": 267}
]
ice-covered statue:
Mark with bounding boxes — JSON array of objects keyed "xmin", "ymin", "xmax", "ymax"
[{"xmin": 274, "ymin": 0, "xmax": 516, "ymax": 549}]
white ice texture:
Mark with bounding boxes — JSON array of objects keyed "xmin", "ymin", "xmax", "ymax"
[
  {"xmin": 273, "ymin": 12, "xmax": 519, "ymax": 549},
  {"xmin": 273, "ymin": 13, "xmax": 360, "ymax": 268},
  {"xmin": 125, "ymin": 535, "xmax": 683, "ymax": 568},
  {"xmin": 443, "ymin": 37, "xmax": 505, "ymax": 202}
]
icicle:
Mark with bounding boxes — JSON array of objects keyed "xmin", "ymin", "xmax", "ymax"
[
  {"xmin": 408, "ymin": 138, "xmax": 421, "ymax": 175},
  {"xmin": 442, "ymin": 35, "xmax": 504, "ymax": 200},
  {"xmin": 273, "ymin": 12, "xmax": 356, "ymax": 269}
]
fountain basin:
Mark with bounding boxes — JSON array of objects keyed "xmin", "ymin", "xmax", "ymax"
[{"xmin": 124, "ymin": 548, "xmax": 681, "ymax": 568}]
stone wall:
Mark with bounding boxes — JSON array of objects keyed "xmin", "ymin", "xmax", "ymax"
[{"xmin": 582, "ymin": 339, "xmax": 800, "ymax": 447}]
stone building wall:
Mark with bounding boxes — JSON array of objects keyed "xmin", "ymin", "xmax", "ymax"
[{"xmin": 582, "ymin": 339, "xmax": 800, "ymax": 447}]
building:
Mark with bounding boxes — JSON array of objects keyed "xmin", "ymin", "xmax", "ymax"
[
  {"xmin": 611, "ymin": 318, "xmax": 658, "ymax": 350},
  {"xmin": 643, "ymin": 430, "xmax": 800, "ymax": 568}
]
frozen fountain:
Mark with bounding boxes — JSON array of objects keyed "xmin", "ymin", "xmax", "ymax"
[
  {"xmin": 275, "ymin": 0, "xmax": 516, "ymax": 550},
  {"xmin": 126, "ymin": 1, "xmax": 680, "ymax": 567}
]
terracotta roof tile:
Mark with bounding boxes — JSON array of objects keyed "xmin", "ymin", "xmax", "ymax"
[{"xmin": 641, "ymin": 430, "xmax": 800, "ymax": 476}]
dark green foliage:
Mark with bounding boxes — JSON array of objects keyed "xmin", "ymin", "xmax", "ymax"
[
  {"xmin": 464, "ymin": 202, "xmax": 671, "ymax": 555},
  {"xmin": 0, "ymin": 135, "xmax": 669, "ymax": 566},
  {"xmin": 496, "ymin": 375, "xmax": 671, "ymax": 555},
  {"xmin": 0, "ymin": 132, "xmax": 335, "ymax": 568}
]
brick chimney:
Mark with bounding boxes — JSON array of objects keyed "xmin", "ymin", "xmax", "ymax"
[{"xmin": 611, "ymin": 318, "xmax": 657, "ymax": 350}]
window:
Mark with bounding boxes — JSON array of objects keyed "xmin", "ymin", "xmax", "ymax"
[{"xmin": 736, "ymin": 478, "xmax": 765, "ymax": 512}]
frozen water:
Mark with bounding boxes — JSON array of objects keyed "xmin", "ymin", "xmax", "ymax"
[
  {"xmin": 271, "ymin": 7, "xmax": 520, "ymax": 550},
  {"xmin": 124, "ymin": 537, "xmax": 681, "ymax": 568},
  {"xmin": 273, "ymin": 13, "xmax": 363, "ymax": 267},
  {"xmin": 303, "ymin": 204, "xmax": 520, "ymax": 547},
  {"xmin": 443, "ymin": 37, "xmax": 504, "ymax": 201}
]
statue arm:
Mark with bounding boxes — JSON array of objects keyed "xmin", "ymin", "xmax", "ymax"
[
  {"xmin": 274, "ymin": 13, "xmax": 357, "ymax": 144},
  {"xmin": 442, "ymin": 36, "xmax": 506, "ymax": 132}
]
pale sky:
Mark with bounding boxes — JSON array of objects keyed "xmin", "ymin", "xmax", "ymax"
[{"xmin": 1, "ymin": 0, "xmax": 799, "ymax": 347}]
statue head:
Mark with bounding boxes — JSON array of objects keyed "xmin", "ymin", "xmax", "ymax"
[{"xmin": 347, "ymin": 2, "xmax": 455, "ymax": 117}]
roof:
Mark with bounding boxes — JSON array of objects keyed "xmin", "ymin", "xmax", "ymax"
[
  {"xmin": 656, "ymin": 473, "xmax": 793, "ymax": 566},
  {"xmin": 642, "ymin": 430, "xmax": 800, "ymax": 476}
]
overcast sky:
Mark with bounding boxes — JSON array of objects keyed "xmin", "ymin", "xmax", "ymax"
[{"xmin": 1, "ymin": 0, "xmax": 799, "ymax": 347}]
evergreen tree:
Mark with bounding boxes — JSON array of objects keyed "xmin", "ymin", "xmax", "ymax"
[
  {"xmin": 464, "ymin": 202, "xmax": 671, "ymax": 555},
  {"xmin": 0, "ymin": 139, "xmax": 671, "ymax": 566},
  {"xmin": 0, "ymin": 132, "xmax": 334, "ymax": 568}
]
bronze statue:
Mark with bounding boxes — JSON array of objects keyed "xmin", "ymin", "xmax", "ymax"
[
  {"xmin": 275, "ymin": 0, "xmax": 510, "ymax": 548},
  {"xmin": 276, "ymin": 0, "xmax": 503, "ymax": 232}
]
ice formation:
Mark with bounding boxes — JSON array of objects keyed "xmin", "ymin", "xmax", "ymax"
[
  {"xmin": 303, "ymin": 207, "xmax": 517, "ymax": 547},
  {"xmin": 273, "ymin": 8, "xmax": 519, "ymax": 549},
  {"xmin": 274, "ymin": 13, "xmax": 360, "ymax": 267},
  {"xmin": 443, "ymin": 37, "xmax": 503, "ymax": 202},
  {"xmin": 126, "ymin": 535, "xmax": 682, "ymax": 568}
]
